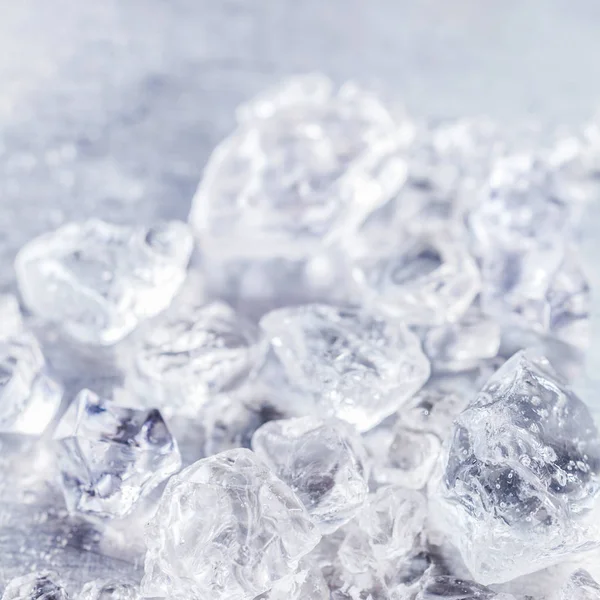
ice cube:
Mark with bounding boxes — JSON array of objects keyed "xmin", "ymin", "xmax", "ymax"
[
  {"xmin": 339, "ymin": 485, "xmax": 426, "ymax": 574},
  {"xmin": 15, "ymin": 219, "xmax": 193, "ymax": 345},
  {"xmin": 433, "ymin": 350, "xmax": 600, "ymax": 583},
  {"xmin": 141, "ymin": 448, "xmax": 321, "ymax": 600},
  {"xmin": 364, "ymin": 425, "xmax": 441, "ymax": 490},
  {"xmin": 252, "ymin": 417, "xmax": 369, "ymax": 533},
  {"xmin": 254, "ymin": 562, "xmax": 329, "ymax": 600},
  {"xmin": 1, "ymin": 572, "xmax": 69, "ymax": 600},
  {"xmin": 423, "ymin": 308, "xmax": 501, "ymax": 373},
  {"xmin": 259, "ymin": 304, "xmax": 430, "ymax": 431},
  {"xmin": 54, "ymin": 389, "xmax": 181, "ymax": 518},
  {"xmin": 415, "ymin": 576, "xmax": 516, "ymax": 600},
  {"xmin": 0, "ymin": 330, "xmax": 62, "ymax": 435},
  {"xmin": 77, "ymin": 581, "xmax": 138, "ymax": 600},
  {"xmin": 351, "ymin": 229, "xmax": 480, "ymax": 326},
  {"xmin": 125, "ymin": 301, "xmax": 267, "ymax": 417},
  {"xmin": 561, "ymin": 570, "xmax": 600, "ymax": 600}
]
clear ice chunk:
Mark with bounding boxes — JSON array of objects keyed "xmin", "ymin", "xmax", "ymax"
[
  {"xmin": 351, "ymin": 228, "xmax": 480, "ymax": 326},
  {"xmin": 251, "ymin": 417, "xmax": 369, "ymax": 533},
  {"xmin": 54, "ymin": 389, "xmax": 181, "ymax": 518},
  {"xmin": 15, "ymin": 219, "xmax": 193, "ymax": 345},
  {"xmin": 561, "ymin": 570, "xmax": 600, "ymax": 600},
  {"xmin": 254, "ymin": 562, "xmax": 329, "ymax": 600},
  {"xmin": 0, "ymin": 329, "xmax": 63, "ymax": 435},
  {"xmin": 433, "ymin": 350, "xmax": 600, "ymax": 583},
  {"xmin": 339, "ymin": 485, "xmax": 426, "ymax": 574},
  {"xmin": 481, "ymin": 249, "xmax": 590, "ymax": 349},
  {"xmin": 364, "ymin": 425, "xmax": 441, "ymax": 490},
  {"xmin": 141, "ymin": 448, "xmax": 321, "ymax": 600},
  {"xmin": 126, "ymin": 301, "xmax": 267, "ymax": 417},
  {"xmin": 189, "ymin": 75, "xmax": 407, "ymax": 261},
  {"xmin": 423, "ymin": 307, "xmax": 501, "ymax": 372},
  {"xmin": 260, "ymin": 304, "xmax": 430, "ymax": 431},
  {"xmin": 77, "ymin": 582, "xmax": 138, "ymax": 600},
  {"xmin": 1, "ymin": 572, "xmax": 69, "ymax": 600},
  {"xmin": 415, "ymin": 576, "xmax": 516, "ymax": 600}
]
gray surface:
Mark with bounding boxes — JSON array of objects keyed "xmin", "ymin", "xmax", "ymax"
[{"xmin": 1, "ymin": 0, "xmax": 600, "ymax": 593}]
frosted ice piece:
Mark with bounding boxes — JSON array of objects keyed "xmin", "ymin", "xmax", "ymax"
[
  {"xmin": 254, "ymin": 562, "xmax": 329, "ymax": 600},
  {"xmin": 1, "ymin": 572, "xmax": 69, "ymax": 600},
  {"xmin": 469, "ymin": 154, "xmax": 584, "ymax": 254},
  {"xmin": 328, "ymin": 566, "xmax": 392, "ymax": 600},
  {"xmin": 561, "ymin": 570, "xmax": 600, "ymax": 600},
  {"xmin": 0, "ymin": 294, "xmax": 24, "ymax": 341},
  {"xmin": 0, "ymin": 331, "xmax": 63, "ymax": 435},
  {"xmin": 339, "ymin": 485, "xmax": 426, "ymax": 574},
  {"xmin": 252, "ymin": 417, "xmax": 369, "ymax": 533},
  {"xmin": 15, "ymin": 219, "xmax": 193, "ymax": 345},
  {"xmin": 481, "ymin": 249, "xmax": 590, "ymax": 349},
  {"xmin": 423, "ymin": 309, "xmax": 501, "ymax": 372},
  {"xmin": 54, "ymin": 389, "xmax": 181, "ymax": 518},
  {"xmin": 351, "ymin": 229, "xmax": 480, "ymax": 326},
  {"xmin": 77, "ymin": 581, "xmax": 138, "ymax": 600},
  {"xmin": 434, "ymin": 350, "xmax": 600, "ymax": 583},
  {"xmin": 260, "ymin": 304, "xmax": 430, "ymax": 431},
  {"xmin": 365, "ymin": 425, "xmax": 441, "ymax": 490},
  {"xmin": 126, "ymin": 301, "xmax": 267, "ymax": 417},
  {"xmin": 415, "ymin": 577, "xmax": 516, "ymax": 600},
  {"xmin": 189, "ymin": 75, "xmax": 407, "ymax": 261},
  {"xmin": 142, "ymin": 448, "xmax": 321, "ymax": 600}
]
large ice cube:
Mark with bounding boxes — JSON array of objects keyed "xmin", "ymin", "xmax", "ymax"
[
  {"xmin": 1, "ymin": 573, "xmax": 69, "ymax": 600},
  {"xmin": 260, "ymin": 303, "xmax": 430, "ymax": 431},
  {"xmin": 15, "ymin": 219, "xmax": 193, "ymax": 345},
  {"xmin": 252, "ymin": 417, "xmax": 369, "ymax": 533},
  {"xmin": 433, "ymin": 350, "xmax": 600, "ymax": 583},
  {"xmin": 141, "ymin": 448, "xmax": 321, "ymax": 600},
  {"xmin": 54, "ymin": 389, "xmax": 181, "ymax": 518}
]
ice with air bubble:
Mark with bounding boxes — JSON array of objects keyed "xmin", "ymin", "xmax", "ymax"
[
  {"xmin": 259, "ymin": 303, "xmax": 430, "ymax": 431},
  {"xmin": 54, "ymin": 389, "xmax": 181, "ymax": 519},
  {"xmin": 141, "ymin": 448, "xmax": 321, "ymax": 600},
  {"xmin": 433, "ymin": 349, "xmax": 600, "ymax": 584},
  {"xmin": 15, "ymin": 219, "xmax": 193, "ymax": 345},
  {"xmin": 252, "ymin": 416, "xmax": 369, "ymax": 533}
]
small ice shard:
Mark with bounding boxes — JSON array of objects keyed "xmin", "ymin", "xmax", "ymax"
[
  {"xmin": 0, "ymin": 294, "xmax": 24, "ymax": 340},
  {"xmin": 1, "ymin": 572, "xmax": 69, "ymax": 600},
  {"xmin": 364, "ymin": 425, "xmax": 441, "ymax": 490},
  {"xmin": 54, "ymin": 389, "xmax": 181, "ymax": 518},
  {"xmin": 423, "ymin": 308, "xmax": 501, "ymax": 373},
  {"xmin": 433, "ymin": 350, "xmax": 600, "ymax": 583},
  {"xmin": 398, "ymin": 383, "xmax": 471, "ymax": 438},
  {"xmin": 351, "ymin": 228, "xmax": 480, "ymax": 326},
  {"xmin": 141, "ymin": 448, "xmax": 321, "ymax": 600},
  {"xmin": 415, "ymin": 576, "xmax": 515, "ymax": 600},
  {"xmin": 469, "ymin": 154, "xmax": 584, "ymax": 256},
  {"xmin": 561, "ymin": 570, "xmax": 600, "ymax": 600},
  {"xmin": 189, "ymin": 74, "xmax": 407, "ymax": 261},
  {"xmin": 339, "ymin": 485, "xmax": 426, "ymax": 574},
  {"xmin": 0, "ymin": 329, "xmax": 63, "ymax": 435},
  {"xmin": 259, "ymin": 304, "xmax": 430, "ymax": 431},
  {"xmin": 77, "ymin": 581, "xmax": 138, "ymax": 600},
  {"xmin": 15, "ymin": 219, "xmax": 193, "ymax": 345},
  {"xmin": 254, "ymin": 562, "xmax": 329, "ymax": 600},
  {"xmin": 252, "ymin": 417, "xmax": 369, "ymax": 533},
  {"xmin": 328, "ymin": 566, "xmax": 392, "ymax": 600},
  {"xmin": 481, "ymin": 249, "xmax": 590, "ymax": 350},
  {"xmin": 126, "ymin": 301, "xmax": 267, "ymax": 417}
]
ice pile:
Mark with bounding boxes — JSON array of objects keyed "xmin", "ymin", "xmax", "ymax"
[{"xmin": 3, "ymin": 75, "xmax": 600, "ymax": 599}]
